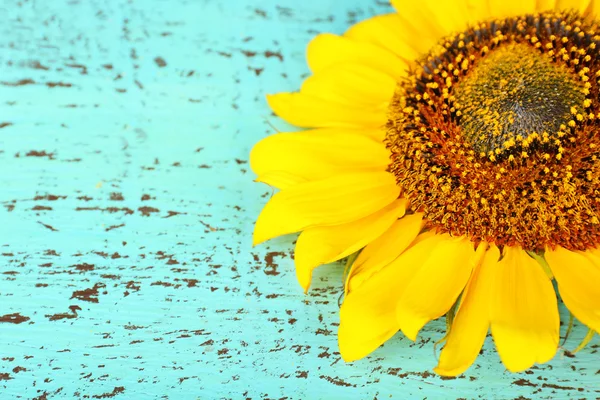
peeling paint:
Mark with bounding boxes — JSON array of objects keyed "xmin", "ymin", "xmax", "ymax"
[{"xmin": 0, "ymin": 0, "xmax": 596, "ymax": 399}]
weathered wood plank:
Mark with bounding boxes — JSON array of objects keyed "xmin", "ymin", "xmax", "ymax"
[{"xmin": 0, "ymin": 0, "xmax": 597, "ymax": 398}]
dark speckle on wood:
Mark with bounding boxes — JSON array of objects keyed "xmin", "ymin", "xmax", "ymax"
[
  {"xmin": 109, "ymin": 192, "xmax": 124, "ymax": 201},
  {"xmin": 25, "ymin": 150, "xmax": 55, "ymax": 160},
  {"xmin": 46, "ymin": 81, "xmax": 72, "ymax": 88},
  {"xmin": 91, "ymin": 386, "xmax": 125, "ymax": 398},
  {"xmin": 37, "ymin": 221, "xmax": 58, "ymax": 232},
  {"xmin": 0, "ymin": 373, "xmax": 13, "ymax": 381},
  {"xmin": 70, "ymin": 283, "xmax": 105, "ymax": 303},
  {"xmin": 154, "ymin": 57, "xmax": 167, "ymax": 67},
  {"xmin": 46, "ymin": 305, "xmax": 81, "ymax": 321},
  {"xmin": 0, "ymin": 313, "xmax": 30, "ymax": 324},
  {"xmin": 28, "ymin": 60, "xmax": 50, "ymax": 70},
  {"xmin": 138, "ymin": 206, "xmax": 159, "ymax": 216},
  {"xmin": 1, "ymin": 78, "xmax": 35, "ymax": 86}
]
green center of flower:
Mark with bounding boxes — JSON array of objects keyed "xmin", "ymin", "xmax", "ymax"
[{"xmin": 454, "ymin": 43, "xmax": 586, "ymax": 155}]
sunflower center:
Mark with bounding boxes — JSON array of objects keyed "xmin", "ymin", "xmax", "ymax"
[
  {"xmin": 387, "ymin": 11, "xmax": 600, "ymax": 251},
  {"xmin": 454, "ymin": 44, "xmax": 586, "ymax": 155}
]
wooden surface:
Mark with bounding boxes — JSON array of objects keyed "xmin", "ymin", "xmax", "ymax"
[{"xmin": 0, "ymin": 0, "xmax": 597, "ymax": 398}]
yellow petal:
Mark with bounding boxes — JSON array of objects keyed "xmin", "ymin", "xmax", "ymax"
[
  {"xmin": 253, "ymin": 171, "xmax": 399, "ymax": 245},
  {"xmin": 423, "ymin": 0, "xmax": 479, "ymax": 34},
  {"xmin": 464, "ymin": 0, "xmax": 492, "ymax": 21},
  {"xmin": 306, "ymin": 33, "xmax": 408, "ymax": 81},
  {"xmin": 392, "ymin": 0, "xmax": 494, "ymax": 40},
  {"xmin": 295, "ymin": 199, "xmax": 407, "ymax": 292},
  {"xmin": 490, "ymin": 247, "xmax": 560, "ymax": 373},
  {"xmin": 266, "ymin": 92, "xmax": 386, "ymax": 128},
  {"xmin": 537, "ymin": 0, "xmax": 556, "ymax": 11},
  {"xmin": 344, "ymin": 14, "xmax": 421, "ymax": 60},
  {"xmin": 545, "ymin": 247, "xmax": 600, "ymax": 332},
  {"xmin": 590, "ymin": 0, "xmax": 600, "ymax": 17},
  {"xmin": 271, "ymin": 63, "xmax": 394, "ymax": 130},
  {"xmin": 561, "ymin": 289, "xmax": 600, "ymax": 333},
  {"xmin": 250, "ymin": 129, "xmax": 390, "ymax": 185},
  {"xmin": 390, "ymin": 0, "xmax": 445, "ymax": 41},
  {"xmin": 254, "ymin": 171, "xmax": 307, "ymax": 190},
  {"xmin": 338, "ymin": 233, "xmax": 448, "ymax": 362},
  {"xmin": 396, "ymin": 235, "xmax": 483, "ymax": 341},
  {"xmin": 555, "ymin": 0, "xmax": 592, "ymax": 13},
  {"xmin": 435, "ymin": 245, "xmax": 500, "ymax": 377},
  {"xmin": 489, "ymin": 0, "xmax": 537, "ymax": 17},
  {"xmin": 301, "ymin": 63, "xmax": 396, "ymax": 106},
  {"xmin": 545, "ymin": 247, "xmax": 600, "ymax": 306},
  {"xmin": 346, "ymin": 213, "xmax": 424, "ymax": 293}
]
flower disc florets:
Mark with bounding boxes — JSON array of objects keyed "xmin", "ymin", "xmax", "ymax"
[{"xmin": 387, "ymin": 11, "xmax": 600, "ymax": 251}]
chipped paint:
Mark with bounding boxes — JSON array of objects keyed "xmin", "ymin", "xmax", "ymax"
[{"xmin": 0, "ymin": 0, "xmax": 597, "ymax": 398}]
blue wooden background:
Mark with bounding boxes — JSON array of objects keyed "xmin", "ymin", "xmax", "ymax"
[{"xmin": 0, "ymin": 0, "xmax": 597, "ymax": 398}]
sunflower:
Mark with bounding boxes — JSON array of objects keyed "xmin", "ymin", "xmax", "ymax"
[{"xmin": 251, "ymin": 0, "xmax": 600, "ymax": 376}]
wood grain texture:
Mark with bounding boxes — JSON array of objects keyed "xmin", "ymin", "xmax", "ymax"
[{"xmin": 0, "ymin": 0, "xmax": 597, "ymax": 398}]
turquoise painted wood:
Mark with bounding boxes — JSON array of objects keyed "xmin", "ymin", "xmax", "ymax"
[{"xmin": 0, "ymin": 0, "xmax": 597, "ymax": 398}]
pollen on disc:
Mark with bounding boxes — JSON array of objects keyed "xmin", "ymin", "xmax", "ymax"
[{"xmin": 453, "ymin": 43, "xmax": 586, "ymax": 155}]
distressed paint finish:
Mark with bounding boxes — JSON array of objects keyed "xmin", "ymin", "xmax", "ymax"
[{"xmin": 0, "ymin": 0, "xmax": 597, "ymax": 398}]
